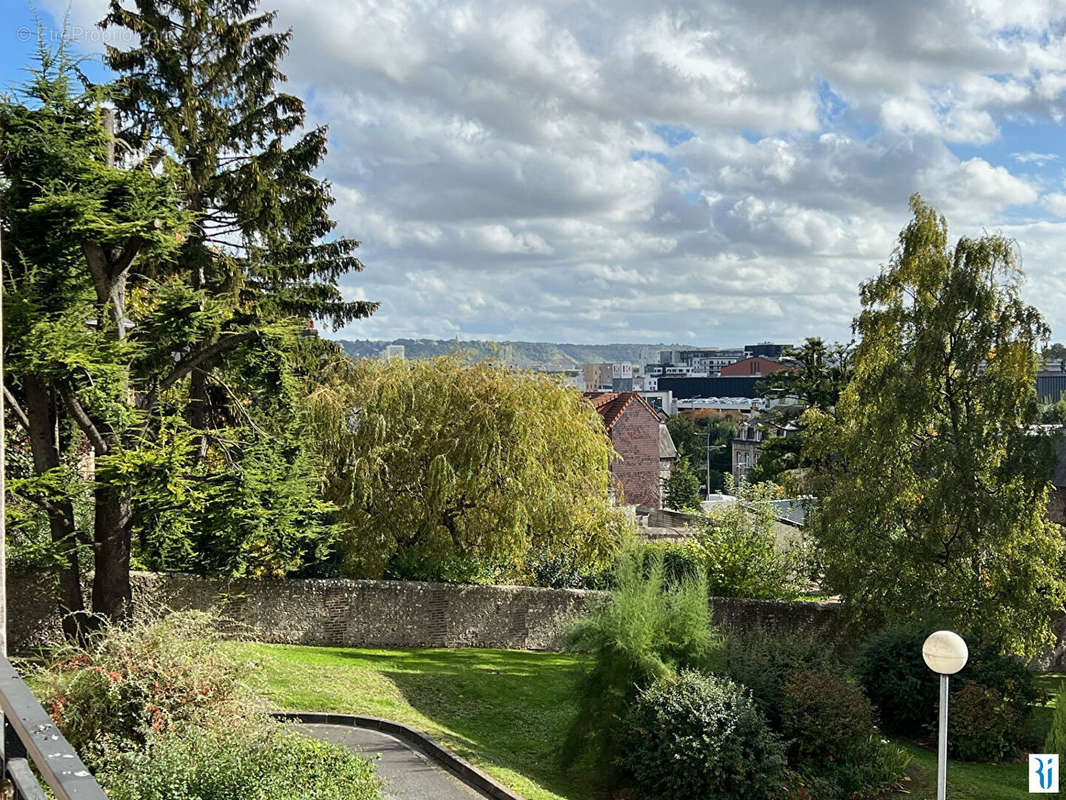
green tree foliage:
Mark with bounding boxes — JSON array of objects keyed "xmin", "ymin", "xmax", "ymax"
[
  {"xmin": 665, "ymin": 413, "xmax": 735, "ymax": 493},
  {"xmin": 306, "ymin": 356, "xmax": 628, "ymax": 582},
  {"xmin": 1044, "ymin": 343, "xmax": 1066, "ymax": 361},
  {"xmin": 690, "ymin": 483, "xmax": 811, "ymax": 599},
  {"xmin": 661, "ymin": 457, "xmax": 702, "ymax": 511},
  {"xmin": 805, "ymin": 195, "xmax": 1066, "ymax": 655},
  {"xmin": 749, "ymin": 337, "xmax": 852, "ymax": 486},
  {"xmin": 2, "ymin": 40, "xmax": 190, "ymax": 631},
  {"xmin": 3, "ymin": 4, "xmax": 370, "ymax": 630}
]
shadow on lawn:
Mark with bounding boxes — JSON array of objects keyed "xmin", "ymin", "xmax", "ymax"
[{"xmin": 327, "ymin": 648, "xmax": 599, "ymax": 799}]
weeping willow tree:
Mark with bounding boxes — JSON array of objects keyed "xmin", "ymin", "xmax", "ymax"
[{"xmin": 306, "ymin": 356, "xmax": 629, "ymax": 582}]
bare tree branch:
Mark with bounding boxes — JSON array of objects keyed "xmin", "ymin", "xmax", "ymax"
[
  {"xmin": 143, "ymin": 331, "xmax": 258, "ymax": 411},
  {"xmin": 58, "ymin": 384, "xmax": 110, "ymax": 455},
  {"xmin": 3, "ymin": 384, "xmax": 30, "ymax": 431}
]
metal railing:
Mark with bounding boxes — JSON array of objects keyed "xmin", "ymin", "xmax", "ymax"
[{"xmin": 0, "ymin": 654, "xmax": 110, "ymax": 799}]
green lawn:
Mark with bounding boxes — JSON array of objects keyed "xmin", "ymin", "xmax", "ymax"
[
  {"xmin": 226, "ymin": 641, "xmax": 1056, "ymax": 800},
  {"xmin": 225, "ymin": 642, "xmax": 594, "ymax": 800}
]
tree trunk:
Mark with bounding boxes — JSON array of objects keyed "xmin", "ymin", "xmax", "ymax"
[
  {"xmin": 189, "ymin": 367, "xmax": 210, "ymax": 461},
  {"xmin": 91, "ymin": 484, "xmax": 132, "ymax": 622},
  {"xmin": 23, "ymin": 375, "xmax": 86, "ymax": 638}
]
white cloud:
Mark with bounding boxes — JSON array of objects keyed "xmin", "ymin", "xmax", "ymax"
[{"xmin": 38, "ymin": 0, "xmax": 1066, "ymax": 343}]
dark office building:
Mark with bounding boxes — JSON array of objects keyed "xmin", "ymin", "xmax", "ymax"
[
  {"xmin": 745, "ymin": 342, "xmax": 788, "ymax": 359},
  {"xmin": 657, "ymin": 376, "xmax": 763, "ymax": 399},
  {"xmin": 1038, "ymin": 372, "xmax": 1066, "ymax": 403}
]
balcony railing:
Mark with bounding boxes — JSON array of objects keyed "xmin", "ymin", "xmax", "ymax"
[{"xmin": 1, "ymin": 654, "xmax": 110, "ymax": 800}]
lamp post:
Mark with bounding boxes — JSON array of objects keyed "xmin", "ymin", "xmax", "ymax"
[
  {"xmin": 704, "ymin": 436, "xmax": 725, "ymax": 499},
  {"xmin": 922, "ymin": 630, "xmax": 968, "ymax": 800}
]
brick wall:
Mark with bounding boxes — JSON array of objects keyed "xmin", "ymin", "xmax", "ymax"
[{"xmin": 610, "ymin": 402, "xmax": 662, "ymax": 508}]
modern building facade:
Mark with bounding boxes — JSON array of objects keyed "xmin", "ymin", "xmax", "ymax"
[{"xmin": 719, "ymin": 356, "xmax": 791, "ymax": 378}]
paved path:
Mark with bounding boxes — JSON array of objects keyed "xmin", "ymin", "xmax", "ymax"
[{"xmin": 299, "ymin": 723, "xmax": 483, "ymax": 800}]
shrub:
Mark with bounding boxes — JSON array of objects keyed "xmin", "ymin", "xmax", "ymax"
[
  {"xmin": 620, "ymin": 670, "xmax": 788, "ymax": 800},
  {"xmin": 100, "ymin": 721, "xmax": 380, "ymax": 800},
  {"xmin": 723, "ymin": 626, "xmax": 842, "ymax": 727},
  {"xmin": 629, "ymin": 540, "xmax": 703, "ymax": 587},
  {"xmin": 855, "ymin": 626, "xmax": 1036, "ymax": 745},
  {"xmin": 781, "ymin": 671, "xmax": 909, "ymax": 799},
  {"xmin": 36, "ymin": 611, "xmax": 251, "ymax": 768},
  {"xmin": 689, "ymin": 483, "xmax": 812, "ymax": 600},
  {"xmin": 964, "ymin": 643, "xmax": 1040, "ymax": 711},
  {"xmin": 854, "ymin": 625, "xmax": 935, "ymax": 736},
  {"xmin": 1044, "ymin": 681, "xmax": 1066, "ymax": 765},
  {"xmin": 563, "ymin": 549, "xmax": 718, "ymax": 775},
  {"xmin": 949, "ymin": 682, "xmax": 1025, "ymax": 762}
]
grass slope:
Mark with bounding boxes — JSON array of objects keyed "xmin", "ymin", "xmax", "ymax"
[
  {"xmin": 227, "ymin": 641, "xmax": 1051, "ymax": 800},
  {"xmin": 226, "ymin": 643, "xmax": 592, "ymax": 800}
]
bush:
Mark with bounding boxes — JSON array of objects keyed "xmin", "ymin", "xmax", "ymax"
[
  {"xmin": 36, "ymin": 611, "xmax": 381, "ymax": 800},
  {"xmin": 620, "ymin": 670, "xmax": 788, "ymax": 800},
  {"xmin": 563, "ymin": 549, "xmax": 718, "ymax": 775},
  {"xmin": 1044, "ymin": 681, "xmax": 1066, "ymax": 765},
  {"xmin": 855, "ymin": 626, "xmax": 1036, "ymax": 746},
  {"xmin": 36, "ymin": 611, "xmax": 251, "ymax": 768},
  {"xmin": 723, "ymin": 626, "xmax": 842, "ymax": 727},
  {"xmin": 100, "ymin": 721, "xmax": 380, "ymax": 800},
  {"xmin": 689, "ymin": 483, "xmax": 812, "ymax": 600},
  {"xmin": 949, "ymin": 682, "xmax": 1025, "ymax": 762},
  {"xmin": 627, "ymin": 540, "xmax": 703, "ymax": 588},
  {"xmin": 964, "ymin": 643, "xmax": 1040, "ymax": 711},
  {"xmin": 853, "ymin": 625, "xmax": 934, "ymax": 736},
  {"xmin": 781, "ymin": 671, "xmax": 909, "ymax": 799}
]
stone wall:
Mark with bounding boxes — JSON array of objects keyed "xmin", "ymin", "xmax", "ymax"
[
  {"xmin": 6, "ymin": 571, "xmax": 595, "ymax": 652},
  {"xmin": 6, "ymin": 571, "xmax": 851, "ymax": 655},
  {"xmin": 17, "ymin": 572, "xmax": 1066, "ymax": 670}
]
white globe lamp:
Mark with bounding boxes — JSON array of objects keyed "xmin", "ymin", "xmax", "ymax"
[{"xmin": 922, "ymin": 630, "xmax": 968, "ymax": 675}]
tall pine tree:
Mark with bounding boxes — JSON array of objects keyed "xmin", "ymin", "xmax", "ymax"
[{"xmin": 4, "ymin": 1, "xmax": 375, "ymax": 628}]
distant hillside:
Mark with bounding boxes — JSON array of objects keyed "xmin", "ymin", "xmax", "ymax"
[{"xmin": 335, "ymin": 338, "xmax": 701, "ymax": 370}]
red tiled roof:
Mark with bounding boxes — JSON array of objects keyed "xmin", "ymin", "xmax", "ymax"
[{"xmin": 584, "ymin": 391, "xmax": 658, "ymax": 430}]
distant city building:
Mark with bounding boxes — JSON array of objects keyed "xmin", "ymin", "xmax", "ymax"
[
  {"xmin": 745, "ymin": 342, "xmax": 788, "ymax": 359},
  {"xmin": 657, "ymin": 376, "xmax": 764, "ymax": 400},
  {"xmin": 381, "ymin": 344, "xmax": 405, "ymax": 361},
  {"xmin": 719, "ymin": 356, "xmax": 791, "ymax": 378},
  {"xmin": 640, "ymin": 389, "xmax": 677, "ymax": 416},
  {"xmin": 543, "ymin": 369, "xmax": 585, "ymax": 390},
  {"xmin": 731, "ymin": 415, "xmax": 794, "ymax": 483},
  {"xmin": 611, "ymin": 362, "xmax": 634, "ymax": 392},
  {"xmin": 582, "ymin": 362, "xmax": 613, "ymax": 392},
  {"xmin": 677, "ymin": 397, "xmax": 775, "ymax": 413}
]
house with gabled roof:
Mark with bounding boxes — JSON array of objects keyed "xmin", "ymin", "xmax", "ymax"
[{"xmin": 585, "ymin": 391, "xmax": 674, "ymax": 509}]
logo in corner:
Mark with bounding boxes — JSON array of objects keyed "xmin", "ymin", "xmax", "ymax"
[{"xmin": 1030, "ymin": 754, "xmax": 1059, "ymax": 793}]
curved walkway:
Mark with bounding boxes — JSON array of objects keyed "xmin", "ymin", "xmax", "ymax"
[
  {"xmin": 275, "ymin": 712, "xmax": 523, "ymax": 800},
  {"xmin": 299, "ymin": 722, "xmax": 481, "ymax": 800}
]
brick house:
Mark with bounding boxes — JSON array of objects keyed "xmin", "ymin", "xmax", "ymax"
[
  {"xmin": 585, "ymin": 391, "xmax": 667, "ymax": 508},
  {"xmin": 719, "ymin": 356, "xmax": 792, "ymax": 377}
]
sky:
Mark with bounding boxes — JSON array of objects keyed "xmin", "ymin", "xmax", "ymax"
[{"xmin": 4, "ymin": 1, "xmax": 1066, "ymax": 347}]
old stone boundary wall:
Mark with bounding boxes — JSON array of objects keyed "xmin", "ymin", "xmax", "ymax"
[
  {"xmin": 11, "ymin": 570, "xmax": 1066, "ymax": 669},
  {"xmin": 6, "ymin": 570, "xmax": 844, "ymax": 653}
]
